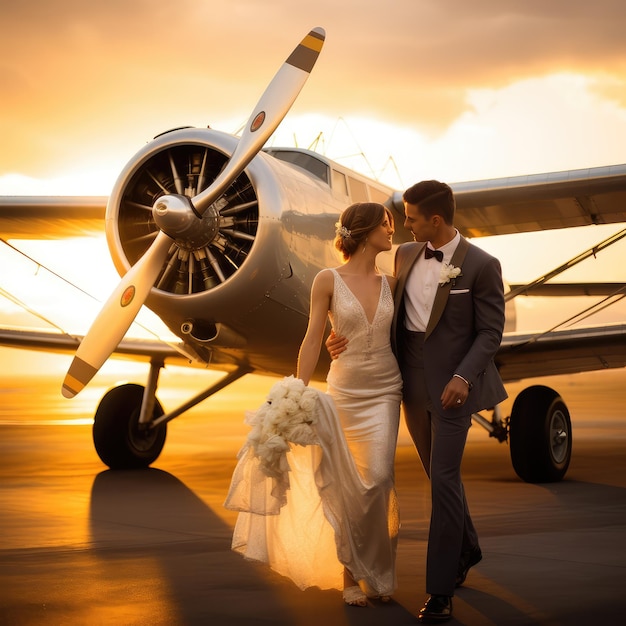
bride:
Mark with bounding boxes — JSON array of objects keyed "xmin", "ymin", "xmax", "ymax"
[{"xmin": 224, "ymin": 202, "xmax": 402, "ymax": 607}]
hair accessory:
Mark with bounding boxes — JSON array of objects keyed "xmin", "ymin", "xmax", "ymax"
[{"xmin": 335, "ymin": 223, "xmax": 351, "ymax": 239}]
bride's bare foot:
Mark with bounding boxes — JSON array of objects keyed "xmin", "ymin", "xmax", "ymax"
[{"xmin": 343, "ymin": 569, "xmax": 367, "ymax": 607}]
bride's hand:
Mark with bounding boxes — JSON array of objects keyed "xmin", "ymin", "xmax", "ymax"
[{"xmin": 325, "ymin": 330, "xmax": 348, "ymax": 360}]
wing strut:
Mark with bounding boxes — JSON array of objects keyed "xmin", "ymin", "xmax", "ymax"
[
  {"xmin": 505, "ymin": 227, "xmax": 626, "ymax": 301},
  {"xmin": 514, "ymin": 286, "xmax": 626, "ymax": 349},
  {"xmin": 149, "ymin": 365, "xmax": 253, "ymax": 429}
]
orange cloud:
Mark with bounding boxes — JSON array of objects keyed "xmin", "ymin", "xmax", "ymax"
[{"xmin": 1, "ymin": 1, "xmax": 625, "ymax": 179}]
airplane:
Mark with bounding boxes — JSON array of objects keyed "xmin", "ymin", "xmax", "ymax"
[{"xmin": 1, "ymin": 27, "xmax": 625, "ymax": 484}]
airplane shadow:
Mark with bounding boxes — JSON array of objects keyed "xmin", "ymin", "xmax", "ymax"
[
  {"xmin": 90, "ymin": 468, "xmax": 289, "ymax": 624},
  {"xmin": 478, "ymin": 477, "xmax": 626, "ymax": 537},
  {"xmin": 89, "ymin": 468, "xmax": 418, "ymax": 625}
]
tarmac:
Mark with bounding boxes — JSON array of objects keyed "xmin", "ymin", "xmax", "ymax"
[{"xmin": 1, "ymin": 393, "xmax": 625, "ymax": 625}]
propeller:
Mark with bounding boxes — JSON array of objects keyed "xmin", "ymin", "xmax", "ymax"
[{"xmin": 62, "ymin": 27, "xmax": 326, "ymax": 398}]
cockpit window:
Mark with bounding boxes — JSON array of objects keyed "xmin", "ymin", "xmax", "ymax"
[{"xmin": 265, "ymin": 149, "xmax": 330, "ymax": 184}]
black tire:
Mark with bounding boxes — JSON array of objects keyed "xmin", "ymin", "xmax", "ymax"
[
  {"xmin": 93, "ymin": 383, "xmax": 167, "ymax": 469},
  {"xmin": 509, "ymin": 385, "xmax": 572, "ymax": 483}
]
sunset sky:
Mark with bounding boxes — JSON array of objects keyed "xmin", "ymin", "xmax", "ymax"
[
  {"xmin": 1, "ymin": 1, "xmax": 625, "ymax": 379},
  {"xmin": 1, "ymin": 1, "xmax": 625, "ymax": 191}
]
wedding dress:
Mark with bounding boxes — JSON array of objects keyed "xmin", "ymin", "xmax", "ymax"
[{"xmin": 224, "ymin": 268, "xmax": 402, "ymax": 596}]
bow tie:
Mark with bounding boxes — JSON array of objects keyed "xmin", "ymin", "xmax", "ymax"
[{"xmin": 424, "ymin": 247, "xmax": 443, "ymax": 262}]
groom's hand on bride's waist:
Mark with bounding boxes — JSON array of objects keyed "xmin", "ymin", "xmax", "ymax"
[{"xmin": 325, "ymin": 330, "xmax": 348, "ymax": 360}]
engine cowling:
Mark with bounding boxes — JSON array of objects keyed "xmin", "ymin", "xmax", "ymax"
[
  {"xmin": 103, "ymin": 127, "xmax": 330, "ymax": 375},
  {"xmin": 106, "ymin": 128, "xmax": 268, "ymax": 293}
]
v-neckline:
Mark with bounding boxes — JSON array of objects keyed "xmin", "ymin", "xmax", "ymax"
[{"xmin": 333, "ymin": 269, "xmax": 385, "ymax": 326}]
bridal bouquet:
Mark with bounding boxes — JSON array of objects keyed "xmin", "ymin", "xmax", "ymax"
[{"xmin": 245, "ymin": 376, "xmax": 320, "ymax": 479}]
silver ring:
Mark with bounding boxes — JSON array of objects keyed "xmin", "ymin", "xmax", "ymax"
[{"xmin": 456, "ymin": 398, "xmax": 462, "ymax": 404}]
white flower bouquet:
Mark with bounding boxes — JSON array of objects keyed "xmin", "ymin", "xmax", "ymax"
[{"xmin": 245, "ymin": 375, "xmax": 319, "ymax": 479}]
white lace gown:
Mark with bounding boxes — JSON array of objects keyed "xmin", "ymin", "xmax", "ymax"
[{"xmin": 224, "ymin": 269, "xmax": 402, "ymax": 596}]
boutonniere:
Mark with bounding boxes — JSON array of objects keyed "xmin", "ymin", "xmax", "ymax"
[{"xmin": 439, "ymin": 263, "xmax": 462, "ymax": 286}]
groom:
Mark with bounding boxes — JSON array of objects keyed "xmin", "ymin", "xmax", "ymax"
[{"xmin": 328, "ymin": 180, "xmax": 507, "ymax": 622}]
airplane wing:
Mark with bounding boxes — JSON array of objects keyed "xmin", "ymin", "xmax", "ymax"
[
  {"xmin": 3, "ymin": 317, "xmax": 625, "ymax": 386},
  {"xmin": 497, "ymin": 323, "xmax": 626, "ymax": 382},
  {"xmin": 507, "ymin": 283, "xmax": 626, "ymax": 297},
  {"xmin": 0, "ymin": 196, "xmax": 106, "ymax": 239},
  {"xmin": 0, "ymin": 327, "xmax": 247, "ymax": 373},
  {"xmin": 392, "ymin": 163, "xmax": 626, "ymax": 238},
  {"xmin": 453, "ymin": 163, "xmax": 626, "ymax": 237},
  {"xmin": 4, "ymin": 162, "xmax": 626, "ymax": 241},
  {"xmin": 0, "ymin": 327, "xmax": 184, "ymax": 363}
]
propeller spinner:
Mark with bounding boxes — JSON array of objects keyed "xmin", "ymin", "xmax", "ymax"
[{"xmin": 62, "ymin": 27, "xmax": 326, "ymax": 398}]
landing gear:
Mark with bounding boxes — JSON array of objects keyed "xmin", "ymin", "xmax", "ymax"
[
  {"xmin": 509, "ymin": 385, "xmax": 572, "ymax": 483},
  {"xmin": 93, "ymin": 383, "xmax": 167, "ymax": 469},
  {"xmin": 91, "ymin": 365, "xmax": 252, "ymax": 469}
]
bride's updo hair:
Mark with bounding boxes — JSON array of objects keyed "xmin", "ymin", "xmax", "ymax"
[{"xmin": 334, "ymin": 202, "xmax": 392, "ymax": 260}]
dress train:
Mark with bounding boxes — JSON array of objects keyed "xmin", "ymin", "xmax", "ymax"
[{"xmin": 225, "ymin": 384, "xmax": 399, "ymax": 595}]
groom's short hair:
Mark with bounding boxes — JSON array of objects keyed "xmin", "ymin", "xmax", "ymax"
[{"xmin": 403, "ymin": 180, "xmax": 455, "ymax": 225}]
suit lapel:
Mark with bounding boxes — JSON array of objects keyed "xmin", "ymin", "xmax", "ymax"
[
  {"xmin": 425, "ymin": 236, "xmax": 470, "ymax": 339},
  {"xmin": 395, "ymin": 243, "xmax": 425, "ymax": 310},
  {"xmin": 391, "ymin": 243, "xmax": 424, "ymax": 354}
]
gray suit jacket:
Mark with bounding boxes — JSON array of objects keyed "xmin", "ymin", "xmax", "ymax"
[{"xmin": 392, "ymin": 237, "xmax": 508, "ymax": 417}]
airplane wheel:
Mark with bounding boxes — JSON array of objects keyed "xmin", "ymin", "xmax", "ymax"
[
  {"xmin": 509, "ymin": 385, "xmax": 572, "ymax": 483},
  {"xmin": 93, "ymin": 383, "xmax": 167, "ymax": 469}
]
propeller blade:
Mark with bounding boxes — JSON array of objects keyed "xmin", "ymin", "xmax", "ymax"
[
  {"xmin": 62, "ymin": 27, "xmax": 325, "ymax": 398},
  {"xmin": 192, "ymin": 26, "xmax": 325, "ymax": 215},
  {"xmin": 62, "ymin": 232, "xmax": 172, "ymax": 398}
]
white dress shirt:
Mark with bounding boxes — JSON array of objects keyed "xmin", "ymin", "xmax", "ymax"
[{"xmin": 404, "ymin": 230, "xmax": 461, "ymax": 332}]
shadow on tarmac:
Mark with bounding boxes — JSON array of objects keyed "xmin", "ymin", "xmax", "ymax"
[{"xmin": 89, "ymin": 468, "xmax": 418, "ymax": 625}]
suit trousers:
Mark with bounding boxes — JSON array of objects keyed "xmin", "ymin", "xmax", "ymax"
[{"xmin": 399, "ymin": 329, "xmax": 479, "ymax": 596}]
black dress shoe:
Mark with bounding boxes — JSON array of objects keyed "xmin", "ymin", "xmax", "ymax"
[
  {"xmin": 456, "ymin": 545, "xmax": 482, "ymax": 587},
  {"xmin": 418, "ymin": 595, "xmax": 452, "ymax": 622}
]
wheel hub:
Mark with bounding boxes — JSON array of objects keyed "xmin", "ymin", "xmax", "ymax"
[{"xmin": 550, "ymin": 410, "xmax": 569, "ymax": 464}]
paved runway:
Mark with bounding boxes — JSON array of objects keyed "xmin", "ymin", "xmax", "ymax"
[{"xmin": 1, "ymin": 375, "xmax": 625, "ymax": 625}]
